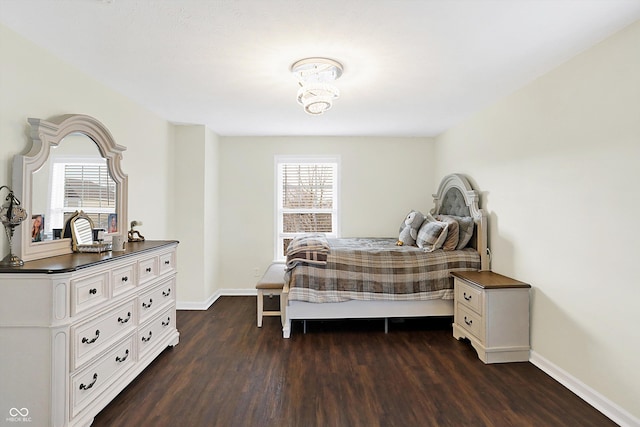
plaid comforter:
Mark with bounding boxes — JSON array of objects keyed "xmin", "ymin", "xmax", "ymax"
[{"xmin": 285, "ymin": 236, "xmax": 481, "ymax": 303}]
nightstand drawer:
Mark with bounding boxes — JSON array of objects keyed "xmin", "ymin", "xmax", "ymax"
[
  {"xmin": 456, "ymin": 304, "xmax": 482, "ymax": 338},
  {"xmin": 455, "ymin": 279, "xmax": 483, "ymax": 314}
]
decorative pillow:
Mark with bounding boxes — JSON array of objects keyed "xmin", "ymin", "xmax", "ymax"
[
  {"xmin": 434, "ymin": 215, "xmax": 459, "ymax": 251},
  {"xmin": 416, "ymin": 214, "xmax": 449, "ymax": 252},
  {"xmin": 437, "ymin": 214, "xmax": 474, "ymax": 249}
]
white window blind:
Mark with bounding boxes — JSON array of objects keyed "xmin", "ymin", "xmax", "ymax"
[
  {"xmin": 276, "ymin": 156, "xmax": 339, "ymax": 259},
  {"xmin": 64, "ymin": 164, "xmax": 116, "ymax": 209},
  {"xmin": 48, "ymin": 158, "xmax": 116, "ymax": 237}
]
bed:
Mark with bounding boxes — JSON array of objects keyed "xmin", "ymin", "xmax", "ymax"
[{"xmin": 281, "ymin": 173, "xmax": 489, "ymax": 338}]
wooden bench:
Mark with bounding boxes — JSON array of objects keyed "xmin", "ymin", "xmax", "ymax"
[{"xmin": 256, "ymin": 263, "xmax": 286, "ymax": 327}]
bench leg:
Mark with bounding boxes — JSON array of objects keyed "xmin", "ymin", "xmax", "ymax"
[
  {"xmin": 257, "ymin": 290, "xmax": 263, "ymax": 327},
  {"xmin": 281, "ymin": 288, "xmax": 290, "ymax": 338}
]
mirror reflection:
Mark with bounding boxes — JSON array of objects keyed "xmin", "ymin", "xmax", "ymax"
[{"xmin": 32, "ymin": 133, "xmax": 117, "ymax": 242}]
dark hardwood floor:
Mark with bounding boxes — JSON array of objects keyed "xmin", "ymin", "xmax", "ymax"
[{"xmin": 93, "ymin": 296, "xmax": 616, "ymax": 427}]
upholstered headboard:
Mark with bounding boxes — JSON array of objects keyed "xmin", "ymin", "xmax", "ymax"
[{"xmin": 431, "ymin": 173, "xmax": 489, "ymax": 270}]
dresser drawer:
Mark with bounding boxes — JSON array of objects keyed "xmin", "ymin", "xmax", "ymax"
[
  {"xmin": 158, "ymin": 250, "xmax": 176, "ymax": 276},
  {"xmin": 71, "ymin": 299, "xmax": 136, "ymax": 370},
  {"xmin": 456, "ymin": 304, "xmax": 483, "ymax": 339},
  {"xmin": 138, "ymin": 277, "xmax": 176, "ymax": 323},
  {"xmin": 138, "ymin": 306, "xmax": 175, "ymax": 358},
  {"xmin": 138, "ymin": 256, "xmax": 159, "ymax": 285},
  {"xmin": 455, "ymin": 279, "xmax": 483, "ymax": 315},
  {"xmin": 71, "ymin": 334, "xmax": 135, "ymax": 418},
  {"xmin": 71, "ymin": 271, "xmax": 110, "ymax": 316},
  {"xmin": 112, "ymin": 262, "xmax": 137, "ymax": 296}
]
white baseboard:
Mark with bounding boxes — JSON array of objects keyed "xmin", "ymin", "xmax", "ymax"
[
  {"xmin": 529, "ymin": 350, "xmax": 639, "ymax": 427},
  {"xmin": 176, "ymin": 289, "xmax": 256, "ymax": 311}
]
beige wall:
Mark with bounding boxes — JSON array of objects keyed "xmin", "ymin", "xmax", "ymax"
[
  {"xmin": 0, "ymin": 24, "xmax": 175, "ymax": 246},
  {"xmin": 173, "ymin": 125, "xmax": 221, "ymax": 304},
  {"xmin": 217, "ymin": 136, "xmax": 435, "ymax": 290},
  {"xmin": 434, "ymin": 20, "xmax": 640, "ymax": 420}
]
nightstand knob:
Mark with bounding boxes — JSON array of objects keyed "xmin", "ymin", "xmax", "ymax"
[
  {"xmin": 464, "ymin": 316, "xmax": 473, "ymax": 326},
  {"xmin": 463, "ymin": 292, "xmax": 472, "ymax": 301}
]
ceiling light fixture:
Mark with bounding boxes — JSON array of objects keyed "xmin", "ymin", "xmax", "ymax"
[{"xmin": 291, "ymin": 57, "xmax": 343, "ymax": 115}]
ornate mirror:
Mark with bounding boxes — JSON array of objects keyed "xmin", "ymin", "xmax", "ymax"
[{"xmin": 12, "ymin": 114, "xmax": 128, "ymax": 261}]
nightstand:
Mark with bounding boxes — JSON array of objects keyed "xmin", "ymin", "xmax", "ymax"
[{"xmin": 452, "ymin": 271, "xmax": 531, "ymax": 363}]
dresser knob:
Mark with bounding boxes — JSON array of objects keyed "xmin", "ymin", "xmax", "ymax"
[
  {"xmin": 162, "ymin": 317, "xmax": 171, "ymax": 327},
  {"xmin": 164, "ymin": 260, "xmax": 170, "ymax": 265},
  {"xmin": 89, "ymin": 288, "xmax": 97, "ymax": 295},
  {"xmin": 142, "ymin": 299, "xmax": 153, "ymax": 309},
  {"xmin": 121, "ymin": 276, "xmax": 128, "ymax": 282},
  {"xmin": 162, "ymin": 289, "xmax": 171, "ymax": 297},
  {"xmin": 141, "ymin": 331, "xmax": 153, "ymax": 343},
  {"xmin": 79, "ymin": 373, "xmax": 98, "ymax": 391},
  {"xmin": 146, "ymin": 267, "xmax": 152, "ymax": 273},
  {"xmin": 81, "ymin": 329, "xmax": 100, "ymax": 344}
]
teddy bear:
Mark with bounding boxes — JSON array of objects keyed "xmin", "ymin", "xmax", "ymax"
[{"xmin": 396, "ymin": 210, "xmax": 426, "ymax": 246}]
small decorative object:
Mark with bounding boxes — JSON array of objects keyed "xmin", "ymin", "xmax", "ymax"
[
  {"xmin": 128, "ymin": 220, "xmax": 145, "ymax": 242},
  {"xmin": 64, "ymin": 210, "xmax": 111, "ymax": 253},
  {"xmin": 31, "ymin": 214, "xmax": 44, "ymax": 242},
  {"xmin": 108, "ymin": 213, "xmax": 118, "ymax": 233},
  {"xmin": 112, "ymin": 235, "xmax": 127, "ymax": 252},
  {"xmin": 76, "ymin": 242, "xmax": 112, "ymax": 253},
  {"xmin": 0, "ymin": 185, "xmax": 28, "ymax": 267},
  {"xmin": 92, "ymin": 228, "xmax": 105, "ymax": 242}
]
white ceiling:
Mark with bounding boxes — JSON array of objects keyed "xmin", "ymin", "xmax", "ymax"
[{"xmin": 1, "ymin": 0, "xmax": 639, "ymax": 137}]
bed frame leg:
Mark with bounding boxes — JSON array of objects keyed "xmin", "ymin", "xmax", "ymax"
[
  {"xmin": 384, "ymin": 318, "xmax": 389, "ymax": 333},
  {"xmin": 283, "ymin": 320, "xmax": 291, "ymax": 338}
]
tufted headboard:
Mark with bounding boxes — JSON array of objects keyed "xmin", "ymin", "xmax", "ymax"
[{"xmin": 431, "ymin": 173, "xmax": 489, "ymax": 270}]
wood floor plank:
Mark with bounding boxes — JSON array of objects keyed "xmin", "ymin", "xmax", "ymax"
[{"xmin": 92, "ymin": 296, "xmax": 616, "ymax": 427}]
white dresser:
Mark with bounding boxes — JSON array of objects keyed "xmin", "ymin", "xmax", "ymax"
[
  {"xmin": 452, "ymin": 270, "xmax": 530, "ymax": 364},
  {"xmin": 0, "ymin": 240, "xmax": 179, "ymax": 426}
]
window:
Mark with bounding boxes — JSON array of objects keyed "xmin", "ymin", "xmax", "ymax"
[
  {"xmin": 47, "ymin": 156, "xmax": 116, "ymax": 239},
  {"xmin": 275, "ymin": 156, "xmax": 339, "ymax": 260}
]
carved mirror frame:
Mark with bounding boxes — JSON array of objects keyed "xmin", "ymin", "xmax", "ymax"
[{"xmin": 12, "ymin": 114, "xmax": 128, "ymax": 261}]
